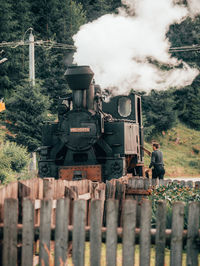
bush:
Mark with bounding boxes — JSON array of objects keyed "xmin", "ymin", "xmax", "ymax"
[
  {"xmin": 2, "ymin": 142, "xmax": 30, "ymax": 172},
  {"xmin": 0, "ymin": 141, "xmax": 30, "ymax": 183},
  {"xmin": 149, "ymin": 183, "xmax": 200, "ymax": 229}
]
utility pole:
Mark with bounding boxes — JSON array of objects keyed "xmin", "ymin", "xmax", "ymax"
[
  {"xmin": 29, "ymin": 28, "xmax": 35, "ymax": 86},
  {"xmin": 0, "ymin": 58, "xmax": 7, "ymax": 64},
  {"xmin": 28, "ymin": 28, "xmax": 37, "ymax": 172}
]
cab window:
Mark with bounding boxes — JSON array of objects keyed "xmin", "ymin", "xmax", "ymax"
[{"xmin": 118, "ymin": 97, "xmax": 131, "ymax": 117}]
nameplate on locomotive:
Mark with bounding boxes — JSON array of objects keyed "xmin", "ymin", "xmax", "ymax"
[{"xmin": 70, "ymin": 127, "xmax": 90, "ymax": 132}]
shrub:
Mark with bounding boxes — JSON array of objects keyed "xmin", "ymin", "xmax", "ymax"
[
  {"xmin": 0, "ymin": 141, "xmax": 30, "ymax": 183},
  {"xmin": 2, "ymin": 142, "xmax": 30, "ymax": 172},
  {"xmin": 149, "ymin": 183, "xmax": 200, "ymax": 229}
]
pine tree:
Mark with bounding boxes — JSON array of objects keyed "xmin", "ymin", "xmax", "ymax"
[
  {"xmin": 0, "ymin": 0, "xmax": 33, "ymax": 98},
  {"xmin": 75, "ymin": 0, "xmax": 121, "ymax": 21},
  {"xmin": 142, "ymin": 90, "xmax": 177, "ymax": 140},
  {"xmin": 29, "ymin": 0, "xmax": 86, "ymax": 112},
  {"xmin": 168, "ymin": 15, "xmax": 200, "ymax": 130},
  {"xmin": 4, "ymin": 81, "xmax": 51, "ymax": 152},
  {"xmin": 174, "ymin": 77, "xmax": 200, "ymax": 130},
  {"xmin": 0, "ymin": 0, "xmax": 16, "ymax": 98}
]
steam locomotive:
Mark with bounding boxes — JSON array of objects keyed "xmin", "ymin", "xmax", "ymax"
[{"xmin": 38, "ymin": 65, "xmax": 144, "ymax": 181}]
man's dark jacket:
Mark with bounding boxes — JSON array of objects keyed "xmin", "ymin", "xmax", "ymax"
[{"xmin": 149, "ymin": 149, "xmax": 164, "ymax": 168}]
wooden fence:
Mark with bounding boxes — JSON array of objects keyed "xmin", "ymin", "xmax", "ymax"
[
  {"xmin": 0, "ymin": 176, "xmax": 200, "ymax": 225},
  {"xmin": 0, "ymin": 177, "xmax": 200, "ymax": 265},
  {"xmin": 0, "ymin": 177, "xmax": 200, "ymax": 225},
  {"xmin": 0, "ymin": 198, "xmax": 199, "ymax": 266}
]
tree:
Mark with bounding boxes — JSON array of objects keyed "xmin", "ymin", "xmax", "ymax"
[
  {"xmin": 29, "ymin": 0, "xmax": 86, "ymax": 112},
  {"xmin": 142, "ymin": 90, "xmax": 177, "ymax": 140},
  {"xmin": 167, "ymin": 15, "xmax": 200, "ymax": 130},
  {"xmin": 0, "ymin": 0, "xmax": 33, "ymax": 98},
  {"xmin": 75, "ymin": 0, "xmax": 116, "ymax": 21},
  {"xmin": 174, "ymin": 77, "xmax": 200, "ymax": 130},
  {"xmin": 4, "ymin": 81, "xmax": 51, "ymax": 152}
]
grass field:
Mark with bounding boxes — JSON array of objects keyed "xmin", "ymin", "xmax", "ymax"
[
  {"xmin": 66, "ymin": 243, "xmax": 200, "ymax": 266},
  {"xmin": 144, "ymin": 123, "xmax": 200, "ymax": 177}
]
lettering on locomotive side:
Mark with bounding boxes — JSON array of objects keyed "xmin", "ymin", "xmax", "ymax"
[{"xmin": 70, "ymin": 127, "xmax": 90, "ymax": 132}]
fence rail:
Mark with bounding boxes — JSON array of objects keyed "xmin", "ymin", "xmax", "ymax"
[{"xmin": 0, "ymin": 198, "xmax": 199, "ymax": 266}]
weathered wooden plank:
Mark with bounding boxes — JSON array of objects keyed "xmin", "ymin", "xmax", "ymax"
[
  {"xmin": 18, "ymin": 181, "xmax": 31, "ymax": 223},
  {"xmin": 22, "ymin": 198, "xmax": 34, "ymax": 266},
  {"xmin": 72, "ymin": 199, "xmax": 86, "ymax": 266},
  {"xmin": 105, "ymin": 181, "xmax": 115, "ymax": 199},
  {"xmin": 139, "ymin": 199, "xmax": 152, "ymax": 266},
  {"xmin": 39, "ymin": 199, "xmax": 52, "ymax": 266},
  {"xmin": 55, "ymin": 198, "xmax": 69, "ymax": 266},
  {"xmin": 0, "ymin": 187, "xmax": 5, "ymax": 222},
  {"xmin": 115, "ymin": 181, "xmax": 124, "ymax": 226},
  {"xmin": 186, "ymin": 202, "xmax": 200, "ymax": 266},
  {"xmin": 103, "ymin": 181, "xmax": 115, "ymax": 226},
  {"xmin": 170, "ymin": 202, "xmax": 184, "ymax": 266},
  {"xmin": 54, "ymin": 180, "xmax": 65, "ymax": 199},
  {"xmin": 122, "ymin": 199, "xmax": 137, "ymax": 266},
  {"xmin": 43, "ymin": 178, "xmax": 55, "ymax": 199},
  {"xmin": 90, "ymin": 199, "xmax": 102, "ymax": 266},
  {"xmin": 106, "ymin": 199, "xmax": 119, "ymax": 266},
  {"xmin": 144, "ymin": 179, "xmax": 150, "ymax": 190},
  {"xmin": 3, "ymin": 198, "xmax": 18, "ymax": 266},
  {"xmin": 155, "ymin": 200, "xmax": 166, "ymax": 266}
]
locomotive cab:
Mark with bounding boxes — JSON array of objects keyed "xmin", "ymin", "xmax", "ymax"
[{"xmin": 102, "ymin": 93, "xmax": 144, "ymax": 177}]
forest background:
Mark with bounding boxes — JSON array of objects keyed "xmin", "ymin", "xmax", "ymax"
[{"xmin": 0, "ymin": 0, "xmax": 199, "ymax": 182}]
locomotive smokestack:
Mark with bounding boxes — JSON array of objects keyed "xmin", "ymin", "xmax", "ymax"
[
  {"xmin": 65, "ymin": 65, "xmax": 94, "ymax": 109},
  {"xmin": 65, "ymin": 65, "xmax": 94, "ymax": 91}
]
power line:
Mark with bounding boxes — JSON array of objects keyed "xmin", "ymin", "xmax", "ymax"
[
  {"xmin": 0, "ymin": 39, "xmax": 200, "ymax": 52},
  {"xmin": 169, "ymin": 45, "xmax": 200, "ymax": 53},
  {"xmin": 0, "ymin": 40, "xmax": 76, "ymax": 50}
]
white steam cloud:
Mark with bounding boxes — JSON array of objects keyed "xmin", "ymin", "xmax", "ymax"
[
  {"xmin": 73, "ymin": 0, "xmax": 199, "ymax": 94},
  {"xmin": 187, "ymin": 0, "xmax": 200, "ymax": 17}
]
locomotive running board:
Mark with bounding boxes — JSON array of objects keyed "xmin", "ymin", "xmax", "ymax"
[{"xmin": 59, "ymin": 165, "xmax": 102, "ymax": 182}]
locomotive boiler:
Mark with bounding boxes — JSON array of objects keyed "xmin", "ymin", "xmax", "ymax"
[{"xmin": 38, "ymin": 65, "xmax": 144, "ymax": 181}]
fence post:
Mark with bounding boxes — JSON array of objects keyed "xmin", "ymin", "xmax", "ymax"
[
  {"xmin": 122, "ymin": 199, "xmax": 137, "ymax": 266},
  {"xmin": 139, "ymin": 199, "xmax": 151, "ymax": 266},
  {"xmin": 39, "ymin": 199, "xmax": 52, "ymax": 266},
  {"xmin": 186, "ymin": 202, "xmax": 200, "ymax": 266},
  {"xmin": 22, "ymin": 198, "xmax": 34, "ymax": 266},
  {"xmin": 155, "ymin": 200, "xmax": 166, "ymax": 266},
  {"xmin": 90, "ymin": 199, "xmax": 102, "ymax": 266},
  {"xmin": 3, "ymin": 198, "xmax": 18, "ymax": 266},
  {"xmin": 55, "ymin": 198, "xmax": 70, "ymax": 266},
  {"xmin": 106, "ymin": 199, "xmax": 119, "ymax": 266},
  {"xmin": 72, "ymin": 199, "xmax": 86, "ymax": 266},
  {"xmin": 170, "ymin": 202, "xmax": 184, "ymax": 266}
]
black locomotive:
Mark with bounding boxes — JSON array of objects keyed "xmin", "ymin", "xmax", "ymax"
[{"xmin": 38, "ymin": 65, "xmax": 144, "ymax": 181}]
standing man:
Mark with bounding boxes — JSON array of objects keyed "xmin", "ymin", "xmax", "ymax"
[{"xmin": 149, "ymin": 143, "xmax": 165, "ymax": 179}]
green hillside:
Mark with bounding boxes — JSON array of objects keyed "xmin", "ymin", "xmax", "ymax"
[{"xmin": 144, "ymin": 123, "xmax": 200, "ymax": 177}]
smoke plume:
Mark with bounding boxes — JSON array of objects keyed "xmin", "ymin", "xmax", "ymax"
[{"xmin": 73, "ymin": 0, "xmax": 199, "ymax": 94}]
